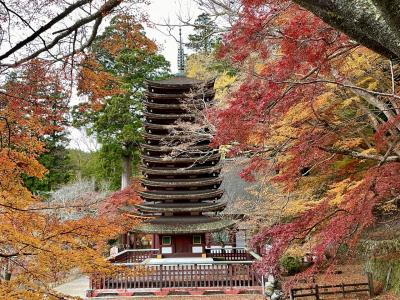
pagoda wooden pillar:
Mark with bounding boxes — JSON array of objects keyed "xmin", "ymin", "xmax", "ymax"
[
  {"xmin": 205, "ymin": 233, "xmax": 211, "ymax": 248},
  {"xmin": 153, "ymin": 234, "xmax": 160, "ymax": 250},
  {"xmin": 129, "ymin": 233, "xmax": 136, "ymax": 249},
  {"xmin": 228, "ymin": 229, "xmax": 236, "ymax": 247}
]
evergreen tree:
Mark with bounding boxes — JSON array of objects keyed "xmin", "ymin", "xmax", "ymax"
[
  {"xmin": 187, "ymin": 13, "xmax": 219, "ymax": 53},
  {"xmin": 7, "ymin": 71, "xmax": 74, "ymax": 195},
  {"xmin": 74, "ymin": 15, "xmax": 170, "ymax": 190},
  {"xmin": 24, "ymin": 133, "xmax": 73, "ymax": 195}
]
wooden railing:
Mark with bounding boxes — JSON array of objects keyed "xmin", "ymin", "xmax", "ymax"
[
  {"xmin": 205, "ymin": 247, "xmax": 254, "ymax": 261},
  {"xmin": 289, "ymin": 280, "xmax": 373, "ymax": 299},
  {"xmin": 108, "ymin": 249, "xmax": 159, "ymax": 263},
  {"xmin": 90, "ymin": 262, "xmax": 261, "ymax": 291}
]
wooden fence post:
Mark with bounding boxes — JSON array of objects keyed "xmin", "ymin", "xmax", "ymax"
[
  {"xmin": 315, "ymin": 284, "xmax": 320, "ymax": 300},
  {"xmin": 289, "ymin": 288, "xmax": 295, "ymax": 300},
  {"xmin": 367, "ymin": 272, "xmax": 374, "ymax": 297}
]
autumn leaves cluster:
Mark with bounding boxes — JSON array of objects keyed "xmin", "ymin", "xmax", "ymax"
[
  {"xmin": 0, "ymin": 16, "xmax": 152, "ymax": 300},
  {"xmin": 209, "ymin": 0, "xmax": 400, "ymax": 278}
]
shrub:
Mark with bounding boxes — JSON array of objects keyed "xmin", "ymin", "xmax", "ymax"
[{"xmin": 280, "ymin": 256, "xmax": 303, "ymax": 276}]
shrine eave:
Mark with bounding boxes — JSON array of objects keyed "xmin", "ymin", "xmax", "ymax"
[
  {"xmin": 145, "ymin": 77, "xmax": 215, "ymax": 89},
  {"xmin": 143, "ymin": 132, "xmax": 210, "ymax": 141},
  {"xmin": 134, "ymin": 202, "xmax": 227, "ymax": 213},
  {"xmin": 144, "ymin": 112, "xmax": 194, "ymax": 120},
  {"xmin": 131, "ymin": 218, "xmax": 236, "ymax": 234},
  {"xmin": 143, "ymin": 122, "xmax": 183, "ymax": 130},
  {"xmin": 141, "ymin": 153, "xmax": 220, "ymax": 164},
  {"xmin": 140, "ymin": 165, "xmax": 222, "ymax": 175},
  {"xmin": 144, "ymin": 90, "xmax": 215, "ymax": 101},
  {"xmin": 141, "ymin": 143, "xmax": 212, "ymax": 153},
  {"xmin": 139, "ymin": 189, "xmax": 223, "ymax": 201},
  {"xmin": 141, "ymin": 177, "xmax": 222, "ymax": 188}
]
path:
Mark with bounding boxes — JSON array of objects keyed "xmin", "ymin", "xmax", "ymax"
[{"xmin": 54, "ymin": 275, "xmax": 90, "ymax": 298}]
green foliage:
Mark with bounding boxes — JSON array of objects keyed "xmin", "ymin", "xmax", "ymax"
[
  {"xmin": 280, "ymin": 256, "xmax": 303, "ymax": 276},
  {"xmin": 74, "ymin": 16, "xmax": 170, "ymax": 189},
  {"xmin": 68, "ymin": 149, "xmax": 100, "ymax": 180},
  {"xmin": 365, "ymin": 258, "xmax": 400, "ymax": 296},
  {"xmin": 187, "ymin": 13, "xmax": 220, "ymax": 53},
  {"xmin": 360, "ymin": 239, "xmax": 400, "ymax": 295},
  {"xmin": 24, "ymin": 134, "xmax": 73, "ymax": 195},
  {"xmin": 68, "ymin": 146, "xmax": 141, "ymax": 191}
]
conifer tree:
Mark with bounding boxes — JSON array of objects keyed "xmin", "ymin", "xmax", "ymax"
[
  {"xmin": 187, "ymin": 13, "xmax": 219, "ymax": 54},
  {"xmin": 74, "ymin": 15, "xmax": 170, "ymax": 189}
]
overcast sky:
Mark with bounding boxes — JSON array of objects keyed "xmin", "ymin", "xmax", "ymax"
[
  {"xmin": 145, "ymin": 0, "xmax": 201, "ymax": 72},
  {"xmin": 68, "ymin": 0, "xmax": 201, "ymax": 151}
]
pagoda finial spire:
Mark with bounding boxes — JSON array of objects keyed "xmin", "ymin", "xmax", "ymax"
[{"xmin": 177, "ymin": 27, "xmax": 185, "ymax": 76}]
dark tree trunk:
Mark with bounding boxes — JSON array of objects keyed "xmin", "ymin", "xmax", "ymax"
[{"xmin": 293, "ymin": 0, "xmax": 400, "ymax": 59}]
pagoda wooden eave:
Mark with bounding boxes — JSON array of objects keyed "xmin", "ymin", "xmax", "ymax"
[
  {"xmin": 143, "ymin": 102, "xmax": 209, "ymax": 111},
  {"xmin": 131, "ymin": 218, "xmax": 236, "ymax": 234},
  {"xmin": 143, "ymin": 122, "xmax": 183, "ymax": 130},
  {"xmin": 144, "ymin": 112, "xmax": 194, "ymax": 120},
  {"xmin": 141, "ymin": 153, "xmax": 220, "ymax": 164},
  {"xmin": 139, "ymin": 189, "xmax": 223, "ymax": 201},
  {"xmin": 140, "ymin": 143, "xmax": 213, "ymax": 153},
  {"xmin": 144, "ymin": 101, "xmax": 189, "ymax": 110},
  {"xmin": 141, "ymin": 177, "xmax": 222, "ymax": 188},
  {"xmin": 145, "ymin": 78, "xmax": 215, "ymax": 90},
  {"xmin": 134, "ymin": 202, "xmax": 227, "ymax": 213},
  {"xmin": 140, "ymin": 165, "xmax": 222, "ymax": 176},
  {"xmin": 143, "ymin": 132, "xmax": 210, "ymax": 141},
  {"xmin": 144, "ymin": 90, "xmax": 215, "ymax": 101}
]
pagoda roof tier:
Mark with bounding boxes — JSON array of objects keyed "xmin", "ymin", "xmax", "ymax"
[
  {"xmin": 143, "ymin": 122, "xmax": 183, "ymax": 131},
  {"xmin": 143, "ymin": 102, "xmax": 209, "ymax": 112},
  {"xmin": 133, "ymin": 219, "xmax": 236, "ymax": 234},
  {"xmin": 139, "ymin": 189, "xmax": 223, "ymax": 201},
  {"xmin": 141, "ymin": 177, "xmax": 222, "ymax": 188},
  {"xmin": 143, "ymin": 132, "xmax": 210, "ymax": 141},
  {"xmin": 143, "ymin": 101, "xmax": 190, "ymax": 110},
  {"xmin": 135, "ymin": 202, "xmax": 226, "ymax": 213},
  {"xmin": 141, "ymin": 165, "xmax": 222, "ymax": 176},
  {"xmin": 141, "ymin": 143, "xmax": 212, "ymax": 153},
  {"xmin": 144, "ymin": 90, "xmax": 215, "ymax": 101},
  {"xmin": 144, "ymin": 112, "xmax": 194, "ymax": 120},
  {"xmin": 142, "ymin": 153, "xmax": 220, "ymax": 164},
  {"xmin": 145, "ymin": 77, "xmax": 215, "ymax": 90}
]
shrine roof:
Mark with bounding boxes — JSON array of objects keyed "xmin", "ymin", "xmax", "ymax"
[
  {"xmin": 143, "ymin": 132, "xmax": 210, "ymax": 141},
  {"xmin": 143, "ymin": 111, "xmax": 194, "ymax": 120},
  {"xmin": 144, "ymin": 90, "xmax": 215, "ymax": 100},
  {"xmin": 140, "ymin": 165, "xmax": 222, "ymax": 175},
  {"xmin": 134, "ymin": 201, "xmax": 227, "ymax": 213},
  {"xmin": 141, "ymin": 177, "xmax": 222, "ymax": 188},
  {"xmin": 131, "ymin": 217, "xmax": 236, "ymax": 234},
  {"xmin": 140, "ymin": 143, "xmax": 211, "ymax": 152},
  {"xmin": 139, "ymin": 189, "xmax": 223, "ymax": 201},
  {"xmin": 142, "ymin": 153, "xmax": 220, "ymax": 164},
  {"xmin": 145, "ymin": 76, "xmax": 215, "ymax": 89}
]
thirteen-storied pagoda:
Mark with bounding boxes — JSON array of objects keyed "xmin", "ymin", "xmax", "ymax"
[
  {"xmin": 120, "ymin": 29, "xmax": 235, "ymax": 257},
  {"xmin": 131, "ymin": 75, "xmax": 235, "ymax": 256}
]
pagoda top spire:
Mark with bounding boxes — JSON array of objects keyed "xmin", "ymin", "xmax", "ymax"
[{"xmin": 177, "ymin": 27, "xmax": 185, "ymax": 76}]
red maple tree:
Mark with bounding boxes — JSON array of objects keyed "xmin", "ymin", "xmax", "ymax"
[{"xmin": 213, "ymin": 0, "xmax": 400, "ymax": 279}]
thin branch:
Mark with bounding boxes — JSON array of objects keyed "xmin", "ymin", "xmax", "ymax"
[
  {"xmin": 270, "ymin": 78, "xmax": 400, "ymax": 101},
  {"xmin": 0, "ymin": 0, "xmax": 92, "ymax": 62},
  {"xmin": 1, "ymin": 0, "xmax": 120, "ymax": 67},
  {"xmin": 318, "ymin": 146, "xmax": 400, "ymax": 163}
]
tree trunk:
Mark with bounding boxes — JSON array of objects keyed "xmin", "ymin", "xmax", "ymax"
[
  {"xmin": 293, "ymin": 0, "xmax": 400, "ymax": 59},
  {"xmin": 121, "ymin": 153, "xmax": 132, "ymax": 190}
]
